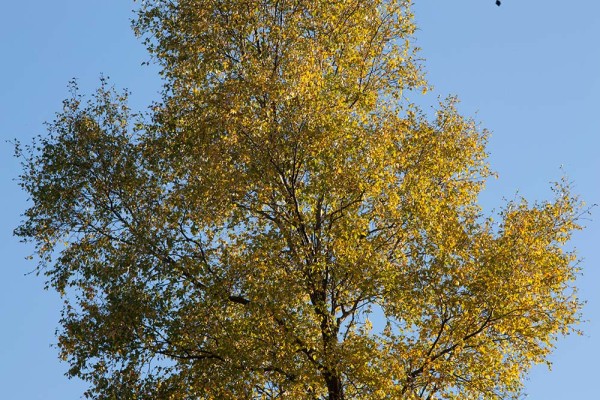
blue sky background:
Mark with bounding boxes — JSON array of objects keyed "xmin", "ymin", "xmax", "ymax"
[{"xmin": 1, "ymin": 0, "xmax": 598, "ymax": 398}]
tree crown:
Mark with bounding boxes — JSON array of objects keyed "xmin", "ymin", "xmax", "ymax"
[{"xmin": 16, "ymin": 1, "xmax": 583, "ymax": 399}]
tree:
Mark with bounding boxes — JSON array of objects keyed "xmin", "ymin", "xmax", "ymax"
[{"xmin": 16, "ymin": 0, "xmax": 582, "ymax": 399}]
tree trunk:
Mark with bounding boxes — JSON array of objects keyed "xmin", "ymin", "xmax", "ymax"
[{"xmin": 324, "ymin": 371, "xmax": 344, "ymax": 400}]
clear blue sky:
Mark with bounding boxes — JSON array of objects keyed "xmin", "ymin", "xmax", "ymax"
[{"xmin": 1, "ymin": 1, "xmax": 598, "ymax": 398}]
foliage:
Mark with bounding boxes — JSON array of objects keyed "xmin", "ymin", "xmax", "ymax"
[{"xmin": 16, "ymin": 0, "xmax": 582, "ymax": 399}]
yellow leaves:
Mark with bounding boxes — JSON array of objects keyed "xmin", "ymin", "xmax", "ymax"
[{"xmin": 11, "ymin": 1, "xmax": 585, "ymax": 399}]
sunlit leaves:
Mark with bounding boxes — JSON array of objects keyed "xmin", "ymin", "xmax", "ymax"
[{"xmin": 15, "ymin": 1, "xmax": 584, "ymax": 399}]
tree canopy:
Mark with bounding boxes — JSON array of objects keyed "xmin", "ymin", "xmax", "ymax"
[{"xmin": 16, "ymin": 0, "xmax": 582, "ymax": 399}]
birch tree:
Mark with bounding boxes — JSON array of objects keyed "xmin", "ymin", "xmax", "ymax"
[{"xmin": 16, "ymin": 1, "xmax": 583, "ymax": 399}]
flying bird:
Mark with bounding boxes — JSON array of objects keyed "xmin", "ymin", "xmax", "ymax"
[{"xmin": 496, "ymin": 0, "xmax": 501, "ymax": 5}]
